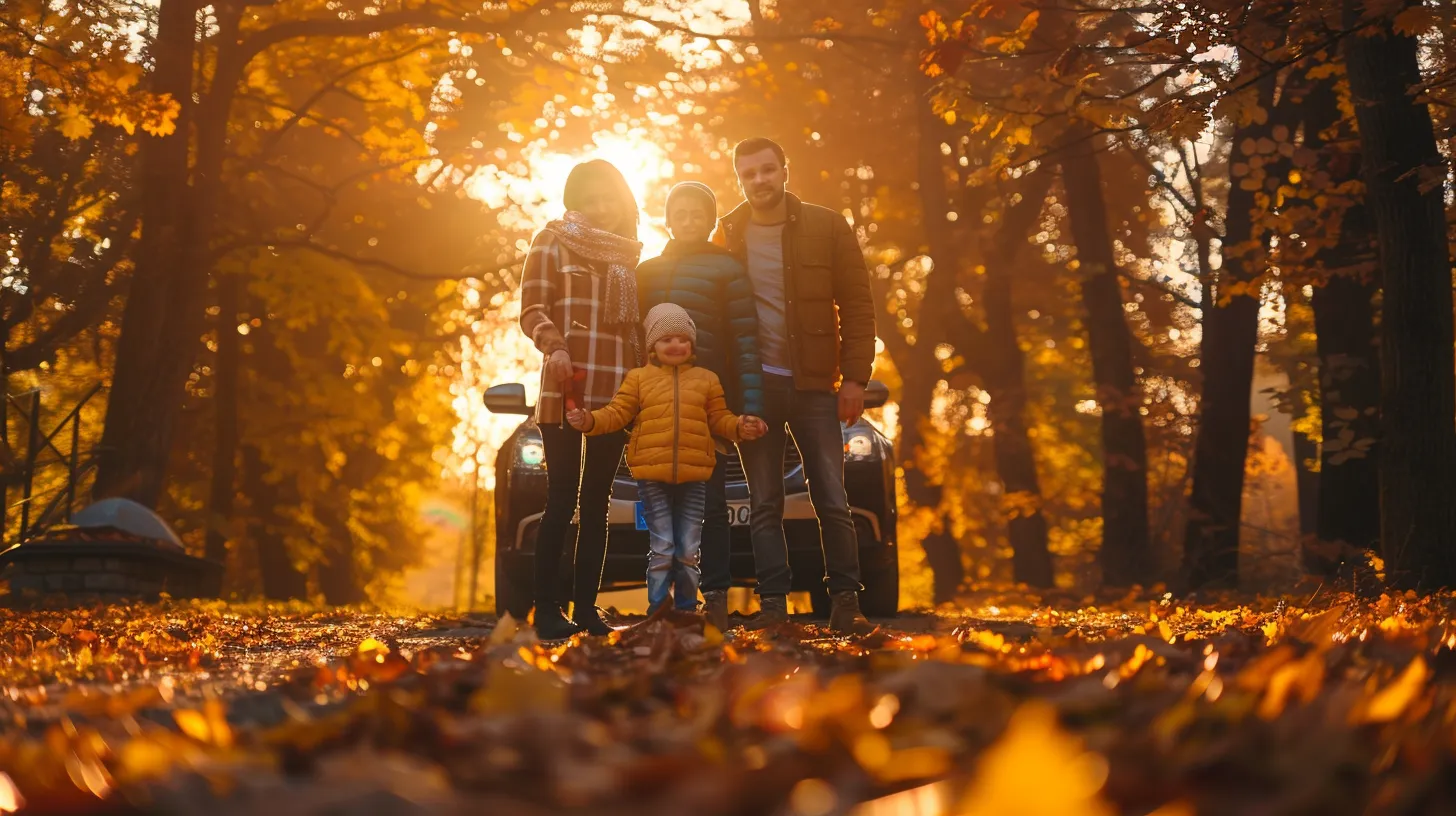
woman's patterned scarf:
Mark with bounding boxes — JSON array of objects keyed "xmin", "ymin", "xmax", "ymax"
[{"xmin": 544, "ymin": 211, "xmax": 644, "ymax": 358}]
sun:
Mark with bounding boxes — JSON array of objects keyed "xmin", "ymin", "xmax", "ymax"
[{"xmin": 463, "ymin": 129, "xmax": 676, "ymax": 257}]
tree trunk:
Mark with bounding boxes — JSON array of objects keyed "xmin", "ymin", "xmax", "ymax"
[
  {"xmin": 316, "ymin": 503, "xmax": 366, "ymax": 606},
  {"xmin": 96, "ymin": 4, "xmax": 246, "ymax": 507},
  {"xmin": 898, "ymin": 99, "xmax": 967, "ymax": 602},
  {"xmin": 241, "ymin": 443, "xmax": 308, "ymax": 600},
  {"xmin": 979, "ymin": 172, "xmax": 1056, "ymax": 587},
  {"xmin": 1182, "ymin": 74, "xmax": 1280, "ymax": 589},
  {"xmin": 1343, "ymin": 6, "xmax": 1456, "ymax": 589},
  {"xmin": 1058, "ymin": 130, "xmax": 1152, "ymax": 587},
  {"xmin": 205, "ymin": 270, "xmax": 242, "ymax": 564},
  {"xmin": 1292, "ymin": 419, "xmax": 1320, "ymax": 541},
  {"xmin": 1311, "ymin": 273, "xmax": 1381, "ymax": 562},
  {"xmin": 92, "ymin": 0, "xmax": 195, "ymax": 504},
  {"xmin": 1299, "ymin": 70, "xmax": 1383, "ymax": 574}
]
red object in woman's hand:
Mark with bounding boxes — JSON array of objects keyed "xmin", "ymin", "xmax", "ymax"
[{"xmin": 562, "ymin": 368, "xmax": 588, "ymax": 412}]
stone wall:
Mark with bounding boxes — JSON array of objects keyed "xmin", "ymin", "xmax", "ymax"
[{"xmin": 0, "ymin": 537, "xmax": 222, "ymax": 606}]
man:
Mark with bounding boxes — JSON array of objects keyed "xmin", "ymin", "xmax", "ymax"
[{"xmin": 713, "ymin": 136, "xmax": 878, "ymax": 635}]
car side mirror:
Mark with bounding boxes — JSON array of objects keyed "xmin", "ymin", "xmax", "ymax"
[
  {"xmin": 864, "ymin": 379, "xmax": 890, "ymax": 409},
  {"xmin": 483, "ymin": 383, "xmax": 533, "ymax": 415}
]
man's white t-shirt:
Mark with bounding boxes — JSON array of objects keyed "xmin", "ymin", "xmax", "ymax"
[{"xmin": 745, "ymin": 221, "xmax": 793, "ymax": 377}]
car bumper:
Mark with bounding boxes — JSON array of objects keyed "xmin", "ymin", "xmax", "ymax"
[
  {"xmin": 507, "ymin": 493, "xmax": 890, "ymax": 592},
  {"xmin": 509, "ymin": 491, "xmax": 883, "ymax": 550}
]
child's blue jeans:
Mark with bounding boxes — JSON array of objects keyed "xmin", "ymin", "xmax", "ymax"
[{"xmin": 638, "ymin": 480, "xmax": 708, "ymax": 612}]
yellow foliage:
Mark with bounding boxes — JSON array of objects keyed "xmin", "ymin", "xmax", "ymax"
[
  {"xmin": 959, "ymin": 701, "xmax": 1115, "ymax": 816},
  {"xmin": 1354, "ymin": 656, "xmax": 1429, "ymax": 724}
]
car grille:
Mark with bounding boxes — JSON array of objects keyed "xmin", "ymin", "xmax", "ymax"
[{"xmin": 615, "ymin": 444, "xmax": 802, "ymax": 485}]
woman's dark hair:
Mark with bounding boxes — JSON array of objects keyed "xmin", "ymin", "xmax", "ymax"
[{"xmin": 562, "ymin": 159, "xmax": 640, "ymax": 240}]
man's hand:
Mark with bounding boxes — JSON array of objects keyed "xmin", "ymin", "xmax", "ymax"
[
  {"xmin": 545, "ymin": 349, "xmax": 574, "ymax": 384},
  {"xmin": 838, "ymin": 380, "xmax": 866, "ymax": 426},
  {"xmin": 566, "ymin": 408, "xmax": 594, "ymax": 432},
  {"xmin": 738, "ymin": 415, "xmax": 767, "ymax": 441}
]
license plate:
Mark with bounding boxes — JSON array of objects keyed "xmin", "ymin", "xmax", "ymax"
[{"xmin": 634, "ymin": 501, "xmax": 752, "ymax": 530}]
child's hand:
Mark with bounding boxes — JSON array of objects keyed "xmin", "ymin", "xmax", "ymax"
[
  {"xmin": 738, "ymin": 415, "xmax": 767, "ymax": 441},
  {"xmin": 566, "ymin": 408, "xmax": 594, "ymax": 432}
]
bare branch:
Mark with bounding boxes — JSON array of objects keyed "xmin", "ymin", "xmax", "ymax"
[
  {"xmin": 599, "ymin": 9, "xmax": 909, "ymax": 49},
  {"xmin": 238, "ymin": 239, "xmax": 466, "ymax": 281}
]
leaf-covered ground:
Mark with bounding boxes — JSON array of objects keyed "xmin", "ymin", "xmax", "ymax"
[{"xmin": 1, "ymin": 589, "xmax": 1455, "ymax": 815}]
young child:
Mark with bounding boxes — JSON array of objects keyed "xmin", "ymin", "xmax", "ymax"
[
  {"xmin": 568, "ymin": 303, "xmax": 767, "ymax": 615},
  {"xmin": 635, "ymin": 181, "xmax": 764, "ymax": 630}
]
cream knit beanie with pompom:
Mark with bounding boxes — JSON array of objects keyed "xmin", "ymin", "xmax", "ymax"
[{"xmin": 643, "ymin": 302, "xmax": 697, "ymax": 350}]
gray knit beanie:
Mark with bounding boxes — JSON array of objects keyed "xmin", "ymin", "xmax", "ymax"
[{"xmin": 665, "ymin": 181, "xmax": 718, "ymax": 220}]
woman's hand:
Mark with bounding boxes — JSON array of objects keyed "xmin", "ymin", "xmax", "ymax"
[
  {"xmin": 738, "ymin": 415, "xmax": 767, "ymax": 441},
  {"xmin": 545, "ymin": 349, "xmax": 574, "ymax": 384},
  {"xmin": 567, "ymin": 408, "xmax": 594, "ymax": 432}
]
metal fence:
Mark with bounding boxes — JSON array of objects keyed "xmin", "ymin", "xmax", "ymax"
[{"xmin": 2, "ymin": 383, "xmax": 105, "ymax": 545}]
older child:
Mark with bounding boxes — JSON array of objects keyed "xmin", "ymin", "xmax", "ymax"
[
  {"xmin": 635, "ymin": 181, "xmax": 763, "ymax": 630},
  {"xmin": 568, "ymin": 304, "xmax": 766, "ymax": 615}
]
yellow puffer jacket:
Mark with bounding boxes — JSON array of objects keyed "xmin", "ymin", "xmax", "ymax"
[{"xmin": 587, "ymin": 363, "xmax": 742, "ymax": 483}]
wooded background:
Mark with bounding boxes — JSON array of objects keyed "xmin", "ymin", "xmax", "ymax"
[{"xmin": 3, "ymin": 0, "xmax": 1453, "ymax": 604}]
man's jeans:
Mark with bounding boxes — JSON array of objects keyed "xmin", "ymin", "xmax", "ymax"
[
  {"xmin": 638, "ymin": 480, "xmax": 708, "ymax": 612},
  {"xmin": 700, "ymin": 453, "xmax": 733, "ymax": 593},
  {"xmin": 739, "ymin": 373, "xmax": 862, "ymax": 596}
]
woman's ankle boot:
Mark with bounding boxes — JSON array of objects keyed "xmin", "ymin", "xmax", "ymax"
[
  {"xmin": 535, "ymin": 607, "xmax": 582, "ymax": 641},
  {"xmin": 572, "ymin": 605, "xmax": 613, "ymax": 636}
]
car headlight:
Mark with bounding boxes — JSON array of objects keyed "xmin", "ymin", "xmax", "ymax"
[
  {"xmin": 843, "ymin": 428, "xmax": 878, "ymax": 462},
  {"xmin": 516, "ymin": 435, "xmax": 545, "ymax": 468}
]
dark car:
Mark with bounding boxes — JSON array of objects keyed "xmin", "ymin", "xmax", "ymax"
[{"xmin": 482, "ymin": 380, "xmax": 899, "ymax": 618}]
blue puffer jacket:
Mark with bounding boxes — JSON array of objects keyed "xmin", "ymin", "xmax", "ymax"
[{"xmin": 637, "ymin": 240, "xmax": 764, "ymax": 416}]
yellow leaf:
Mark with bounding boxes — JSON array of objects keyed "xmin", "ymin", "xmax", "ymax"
[
  {"xmin": 959, "ymin": 702, "xmax": 1115, "ymax": 816},
  {"xmin": 140, "ymin": 96, "xmax": 180, "ymax": 137},
  {"xmin": 357, "ymin": 636, "xmax": 390, "ymax": 655},
  {"xmin": 489, "ymin": 613, "xmax": 519, "ymax": 645},
  {"xmin": 174, "ymin": 702, "xmax": 233, "ymax": 747},
  {"xmin": 57, "ymin": 104, "xmax": 94, "ymax": 140},
  {"xmin": 174, "ymin": 708, "xmax": 211, "ymax": 742},
  {"xmin": 815, "ymin": 88, "xmax": 831, "ymax": 105},
  {"xmin": 1257, "ymin": 653, "xmax": 1324, "ymax": 719},
  {"xmin": 104, "ymin": 62, "xmax": 142, "ymax": 93},
  {"xmin": 470, "ymin": 665, "xmax": 566, "ymax": 715},
  {"xmin": 106, "ymin": 112, "xmax": 137, "ymax": 135},
  {"xmin": 1356, "ymin": 656, "xmax": 1428, "ymax": 723},
  {"xmin": 703, "ymin": 623, "xmax": 724, "ymax": 647},
  {"xmin": 117, "ymin": 738, "xmax": 175, "ymax": 781}
]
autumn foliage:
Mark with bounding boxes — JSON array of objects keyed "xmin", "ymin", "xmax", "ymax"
[{"xmin": 8, "ymin": 1, "xmax": 1456, "ymax": 811}]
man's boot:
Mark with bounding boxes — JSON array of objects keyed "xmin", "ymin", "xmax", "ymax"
[
  {"xmin": 703, "ymin": 590, "xmax": 729, "ymax": 632},
  {"xmin": 830, "ymin": 591, "xmax": 877, "ymax": 636},
  {"xmin": 750, "ymin": 594, "xmax": 788, "ymax": 629}
]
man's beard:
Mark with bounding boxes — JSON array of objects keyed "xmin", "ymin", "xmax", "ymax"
[{"xmin": 750, "ymin": 185, "xmax": 785, "ymax": 209}]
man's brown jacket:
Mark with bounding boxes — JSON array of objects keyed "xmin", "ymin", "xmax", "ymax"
[{"xmin": 714, "ymin": 192, "xmax": 876, "ymax": 392}]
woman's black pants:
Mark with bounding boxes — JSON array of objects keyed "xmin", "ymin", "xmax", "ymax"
[{"xmin": 535, "ymin": 422, "xmax": 626, "ymax": 616}]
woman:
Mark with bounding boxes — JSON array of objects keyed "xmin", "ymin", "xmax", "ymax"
[{"xmin": 519, "ymin": 159, "xmax": 643, "ymax": 639}]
